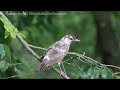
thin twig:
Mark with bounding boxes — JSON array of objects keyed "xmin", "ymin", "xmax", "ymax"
[
  {"xmin": 102, "ymin": 64, "xmax": 120, "ymax": 70},
  {"xmin": 72, "ymin": 59, "xmax": 81, "ymax": 70},
  {"xmin": 29, "ymin": 43, "xmax": 120, "ymax": 71},
  {"xmin": 1, "ymin": 72, "xmax": 34, "ymax": 79},
  {"xmin": 16, "ymin": 34, "xmax": 41, "ymax": 59},
  {"xmin": 50, "ymin": 66, "xmax": 70, "ymax": 79},
  {"xmin": 10, "ymin": 59, "xmax": 37, "ymax": 66},
  {"xmin": 28, "ymin": 44, "xmax": 47, "ymax": 51}
]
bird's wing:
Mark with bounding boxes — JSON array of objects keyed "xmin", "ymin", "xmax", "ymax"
[
  {"xmin": 40, "ymin": 47, "xmax": 52, "ymax": 61},
  {"xmin": 43, "ymin": 41, "xmax": 69, "ymax": 66},
  {"xmin": 42, "ymin": 41, "xmax": 60, "ymax": 59}
]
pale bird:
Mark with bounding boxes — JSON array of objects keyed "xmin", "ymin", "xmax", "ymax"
[{"xmin": 34, "ymin": 35, "xmax": 80, "ymax": 73}]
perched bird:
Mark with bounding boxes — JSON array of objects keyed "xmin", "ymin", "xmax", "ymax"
[{"xmin": 34, "ymin": 35, "xmax": 80, "ymax": 72}]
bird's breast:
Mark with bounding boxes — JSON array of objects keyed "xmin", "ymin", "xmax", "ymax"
[
  {"xmin": 59, "ymin": 49, "xmax": 67, "ymax": 55},
  {"xmin": 61, "ymin": 45, "xmax": 69, "ymax": 55}
]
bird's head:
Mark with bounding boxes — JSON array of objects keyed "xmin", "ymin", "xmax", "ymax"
[{"xmin": 61, "ymin": 35, "xmax": 80, "ymax": 44}]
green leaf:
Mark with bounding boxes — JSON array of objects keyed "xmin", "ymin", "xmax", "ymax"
[
  {"xmin": 9, "ymin": 27, "xmax": 18, "ymax": 38},
  {"xmin": 10, "ymin": 31, "xmax": 16, "ymax": 38},
  {"xmin": 0, "ymin": 15, "xmax": 18, "ymax": 38},
  {"xmin": 0, "ymin": 44, "xmax": 6, "ymax": 58},
  {"xmin": 116, "ymin": 76, "xmax": 120, "ymax": 79},
  {"xmin": 93, "ymin": 67, "xmax": 101, "ymax": 79},
  {"xmin": 79, "ymin": 72, "xmax": 88, "ymax": 79},
  {"xmin": 0, "ymin": 44, "xmax": 11, "ymax": 61},
  {"xmin": 5, "ymin": 30, "xmax": 10, "ymax": 38},
  {"xmin": 4, "ymin": 24, "xmax": 10, "ymax": 32},
  {"xmin": 106, "ymin": 68, "xmax": 113, "ymax": 79},
  {"xmin": 4, "ymin": 44, "xmax": 11, "ymax": 61},
  {"xmin": 0, "ymin": 60, "xmax": 9, "ymax": 72},
  {"xmin": 87, "ymin": 67, "xmax": 93, "ymax": 77},
  {"xmin": 101, "ymin": 68, "xmax": 108, "ymax": 79},
  {"xmin": 114, "ymin": 72, "xmax": 120, "ymax": 75},
  {"xmin": 100, "ymin": 68, "xmax": 113, "ymax": 79}
]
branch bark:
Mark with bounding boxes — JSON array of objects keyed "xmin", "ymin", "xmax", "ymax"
[{"xmin": 0, "ymin": 11, "xmax": 70, "ymax": 79}]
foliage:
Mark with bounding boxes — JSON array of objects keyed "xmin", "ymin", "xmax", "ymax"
[
  {"xmin": 0, "ymin": 11, "xmax": 120, "ymax": 79},
  {"xmin": 0, "ymin": 44, "xmax": 6, "ymax": 59},
  {"xmin": 79, "ymin": 66, "xmax": 113, "ymax": 79},
  {"xmin": 0, "ymin": 60, "xmax": 9, "ymax": 72},
  {"xmin": 0, "ymin": 15, "xmax": 18, "ymax": 38},
  {"xmin": 0, "ymin": 44, "xmax": 11, "ymax": 72}
]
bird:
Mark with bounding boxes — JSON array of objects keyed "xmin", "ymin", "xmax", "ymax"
[{"xmin": 34, "ymin": 35, "xmax": 80, "ymax": 73}]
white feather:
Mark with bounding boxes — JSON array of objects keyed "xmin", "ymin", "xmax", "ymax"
[
  {"xmin": 44, "ymin": 56, "xmax": 50, "ymax": 61},
  {"xmin": 63, "ymin": 38, "xmax": 71, "ymax": 45},
  {"xmin": 60, "ymin": 49, "xmax": 66, "ymax": 55}
]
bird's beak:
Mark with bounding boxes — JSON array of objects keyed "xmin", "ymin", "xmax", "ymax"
[{"xmin": 74, "ymin": 39, "xmax": 80, "ymax": 42}]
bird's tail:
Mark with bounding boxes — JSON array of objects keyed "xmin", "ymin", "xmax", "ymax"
[{"xmin": 34, "ymin": 62, "xmax": 46, "ymax": 73}]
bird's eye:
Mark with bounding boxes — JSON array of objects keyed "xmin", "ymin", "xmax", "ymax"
[{"xmin": 69, "ymin": 38, "xmax": 73, "ymax": 40}]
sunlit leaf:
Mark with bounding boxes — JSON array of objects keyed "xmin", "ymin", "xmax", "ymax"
[
  {"xmin": 0, "ymin": 15, "xmax": 18, "ymax": 38},
  {"xmin": 4, "ymin": 24, "xmax": 10, "ymax": 32},
  {"xmin": 5, "ymin": 30, "xmax": 10, "ymax": 38},
  {"xmin": 9, "ymin": 27, "xmax": 18, "ymax": 38}
]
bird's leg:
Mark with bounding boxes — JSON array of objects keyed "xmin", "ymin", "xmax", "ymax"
[
  {"xmin": 61, "ymin": 61, "xmax": 67, "ymax": 76},
  {"xmin": 58, "ymin": 62, "xmax": 63, "ymax": 76}
]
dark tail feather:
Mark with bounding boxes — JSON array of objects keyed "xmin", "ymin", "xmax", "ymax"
[{"xmin": 34, "ymin": 62, "xmax": 46, "ymax": 73}]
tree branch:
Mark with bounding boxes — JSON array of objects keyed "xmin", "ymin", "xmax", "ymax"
[
  {"xmin": 16, "ymin": 34, "xmax": 40, "ymax": 59},
  {"xmin": 29, "ymin": 44, "xmax": 120, "ymax": 71},
  {"xmin": 28, "ymin": 44, "xmax": 47, "ymax": 51},
  {"xmin": 0, "ymin": 11, "xmax": 70, "ymax": 79}
]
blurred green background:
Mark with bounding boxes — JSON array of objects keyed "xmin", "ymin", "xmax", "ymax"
[{"xmin": 0, "ymin": 11, "xmax": 120, "ymax": 79}]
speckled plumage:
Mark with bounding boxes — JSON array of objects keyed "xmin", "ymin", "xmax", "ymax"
[{"xmin": 34, "ymin": 35, "xmax": 80, "ymax": 72}]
